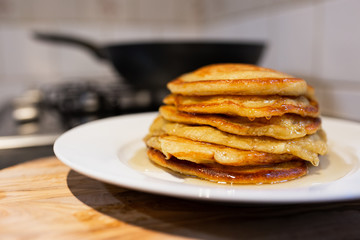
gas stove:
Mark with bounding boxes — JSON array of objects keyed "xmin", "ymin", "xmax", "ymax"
[
  {"xmin": 1, "ymin": 80, "xmax": 166, "ymax": 135},
  {"xmin": 0, "ymin": 79, "xmax": 167, "ymax": 168}
]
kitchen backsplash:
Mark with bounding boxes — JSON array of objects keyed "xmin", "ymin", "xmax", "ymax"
[{"xmin": 0, "ymin": 0, "xmax": 359, "ymax": 120}]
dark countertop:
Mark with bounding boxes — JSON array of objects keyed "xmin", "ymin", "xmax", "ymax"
[
  {"xmin": 0, "ymin": 101, "xmax": 60, "ymax": 169},
  {"xmin": 0, "ymin": 146, "xmax": 55, "ymax": 169}
]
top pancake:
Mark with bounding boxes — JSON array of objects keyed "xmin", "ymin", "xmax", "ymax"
[{"xmin": 167, "ymin": 63, "xmax": 308, "ymax": 96}]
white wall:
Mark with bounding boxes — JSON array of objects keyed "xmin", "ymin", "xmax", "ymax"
[
  {"xmin": 200, "ymin": 0, "xmax": 360, "ymax": 120},
  {"xmin": 200, "ymin": 0, "xmax": 360, "ymax": 82}
]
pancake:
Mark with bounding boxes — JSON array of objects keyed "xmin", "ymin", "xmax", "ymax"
[
  {"xmin": 167, "ymin": 63, "xmax": 308, "ymax": 96},
  {"xmin": 159, "ymin": 105, "xmax": 321, "ymax": 139},
  {"xmin": 145, "ymin": 135, "xmax": 297, "ymax": 166},
  {"xmin": 148, "ymin": 117, "xmax": 327, "ymax": 166},
  {"xmin": 144, "ymin": 63, "xmax": 327, "ymax": 184},
  {"xmin": 164, "ymin": 94, "xmax": 319, "ymax": 118},
  {"xmin": 147, "ymin": 148, "xmax": 308, "ymax": 184}
]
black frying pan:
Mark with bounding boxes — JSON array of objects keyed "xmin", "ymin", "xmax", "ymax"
[{"xmin": 34, "ymin": 32, "xmax": 265, "ymax": 89}]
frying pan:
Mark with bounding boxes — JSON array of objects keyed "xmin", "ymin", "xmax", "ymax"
[{"xmin": 34, "ymin": 32, "xmax": 265, "ymax": 89}]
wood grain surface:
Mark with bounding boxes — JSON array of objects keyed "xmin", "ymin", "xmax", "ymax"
[{"xmin": 1, "ymin": 157, "xmax": 360, "ymax": 240}]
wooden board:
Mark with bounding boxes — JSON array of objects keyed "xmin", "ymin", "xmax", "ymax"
[{"xmin": 1, "ymin": 157, "xmax": 360, "ymax": 239}]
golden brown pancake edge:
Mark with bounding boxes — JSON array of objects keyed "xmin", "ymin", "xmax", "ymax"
[
  {"xmin": 147, "ymin": 148, "xmax": 308, "ymax": 184},
  {"xmin": 164, "ymin": 94, "xmax": 319, "ymax": 118},
  {"xmin": 159, "ymin": 105, "xmax": 321, "ymax": 139},
  {"xmin": 148, "ymin": 116, "xmax": 327, "ymax": 166},
  {"xmin": 145, "ymin": 134, "xmax": 298, "ymax": 166}
]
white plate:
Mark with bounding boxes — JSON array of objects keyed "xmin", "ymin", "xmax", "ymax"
[{"xmin": 54, "ymin": 112, "xmax": 360, "ymax": 204}]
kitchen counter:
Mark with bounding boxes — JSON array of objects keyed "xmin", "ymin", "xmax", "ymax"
[{"xmin": 1, "ymin": 156, "xmax": 360, "ymax": 239}]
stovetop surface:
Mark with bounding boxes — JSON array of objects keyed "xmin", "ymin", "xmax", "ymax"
[{"xmin": 0, "ymin": 80, "xmax": 165, "ymax": 169}]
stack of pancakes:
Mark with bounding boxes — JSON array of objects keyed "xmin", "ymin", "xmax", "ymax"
[{"xmin": 144, "ymin": 64, "xmax": 327, "ymax": 184}]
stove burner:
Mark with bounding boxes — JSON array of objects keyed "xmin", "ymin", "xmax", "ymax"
[
  {"xmin": 46, "ymin": 81, "xmax": 165, "ymax": 114},
  {"xmin": 9, "ymin": 81, "xmax": 167, "ymax": 131}
]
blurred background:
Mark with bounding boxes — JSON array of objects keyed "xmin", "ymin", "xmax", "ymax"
[
  {"xmin": 0, "ymin": 0, "xmax": 359, "ymax": 160},
  {"xmin": 1, "ymin": 0, "xmax": 360, "ymax": 118}
]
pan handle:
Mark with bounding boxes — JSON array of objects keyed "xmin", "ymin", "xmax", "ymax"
[{"xmin": 34, "ymin": 32, "xmax": 108, "ymax": 60}]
